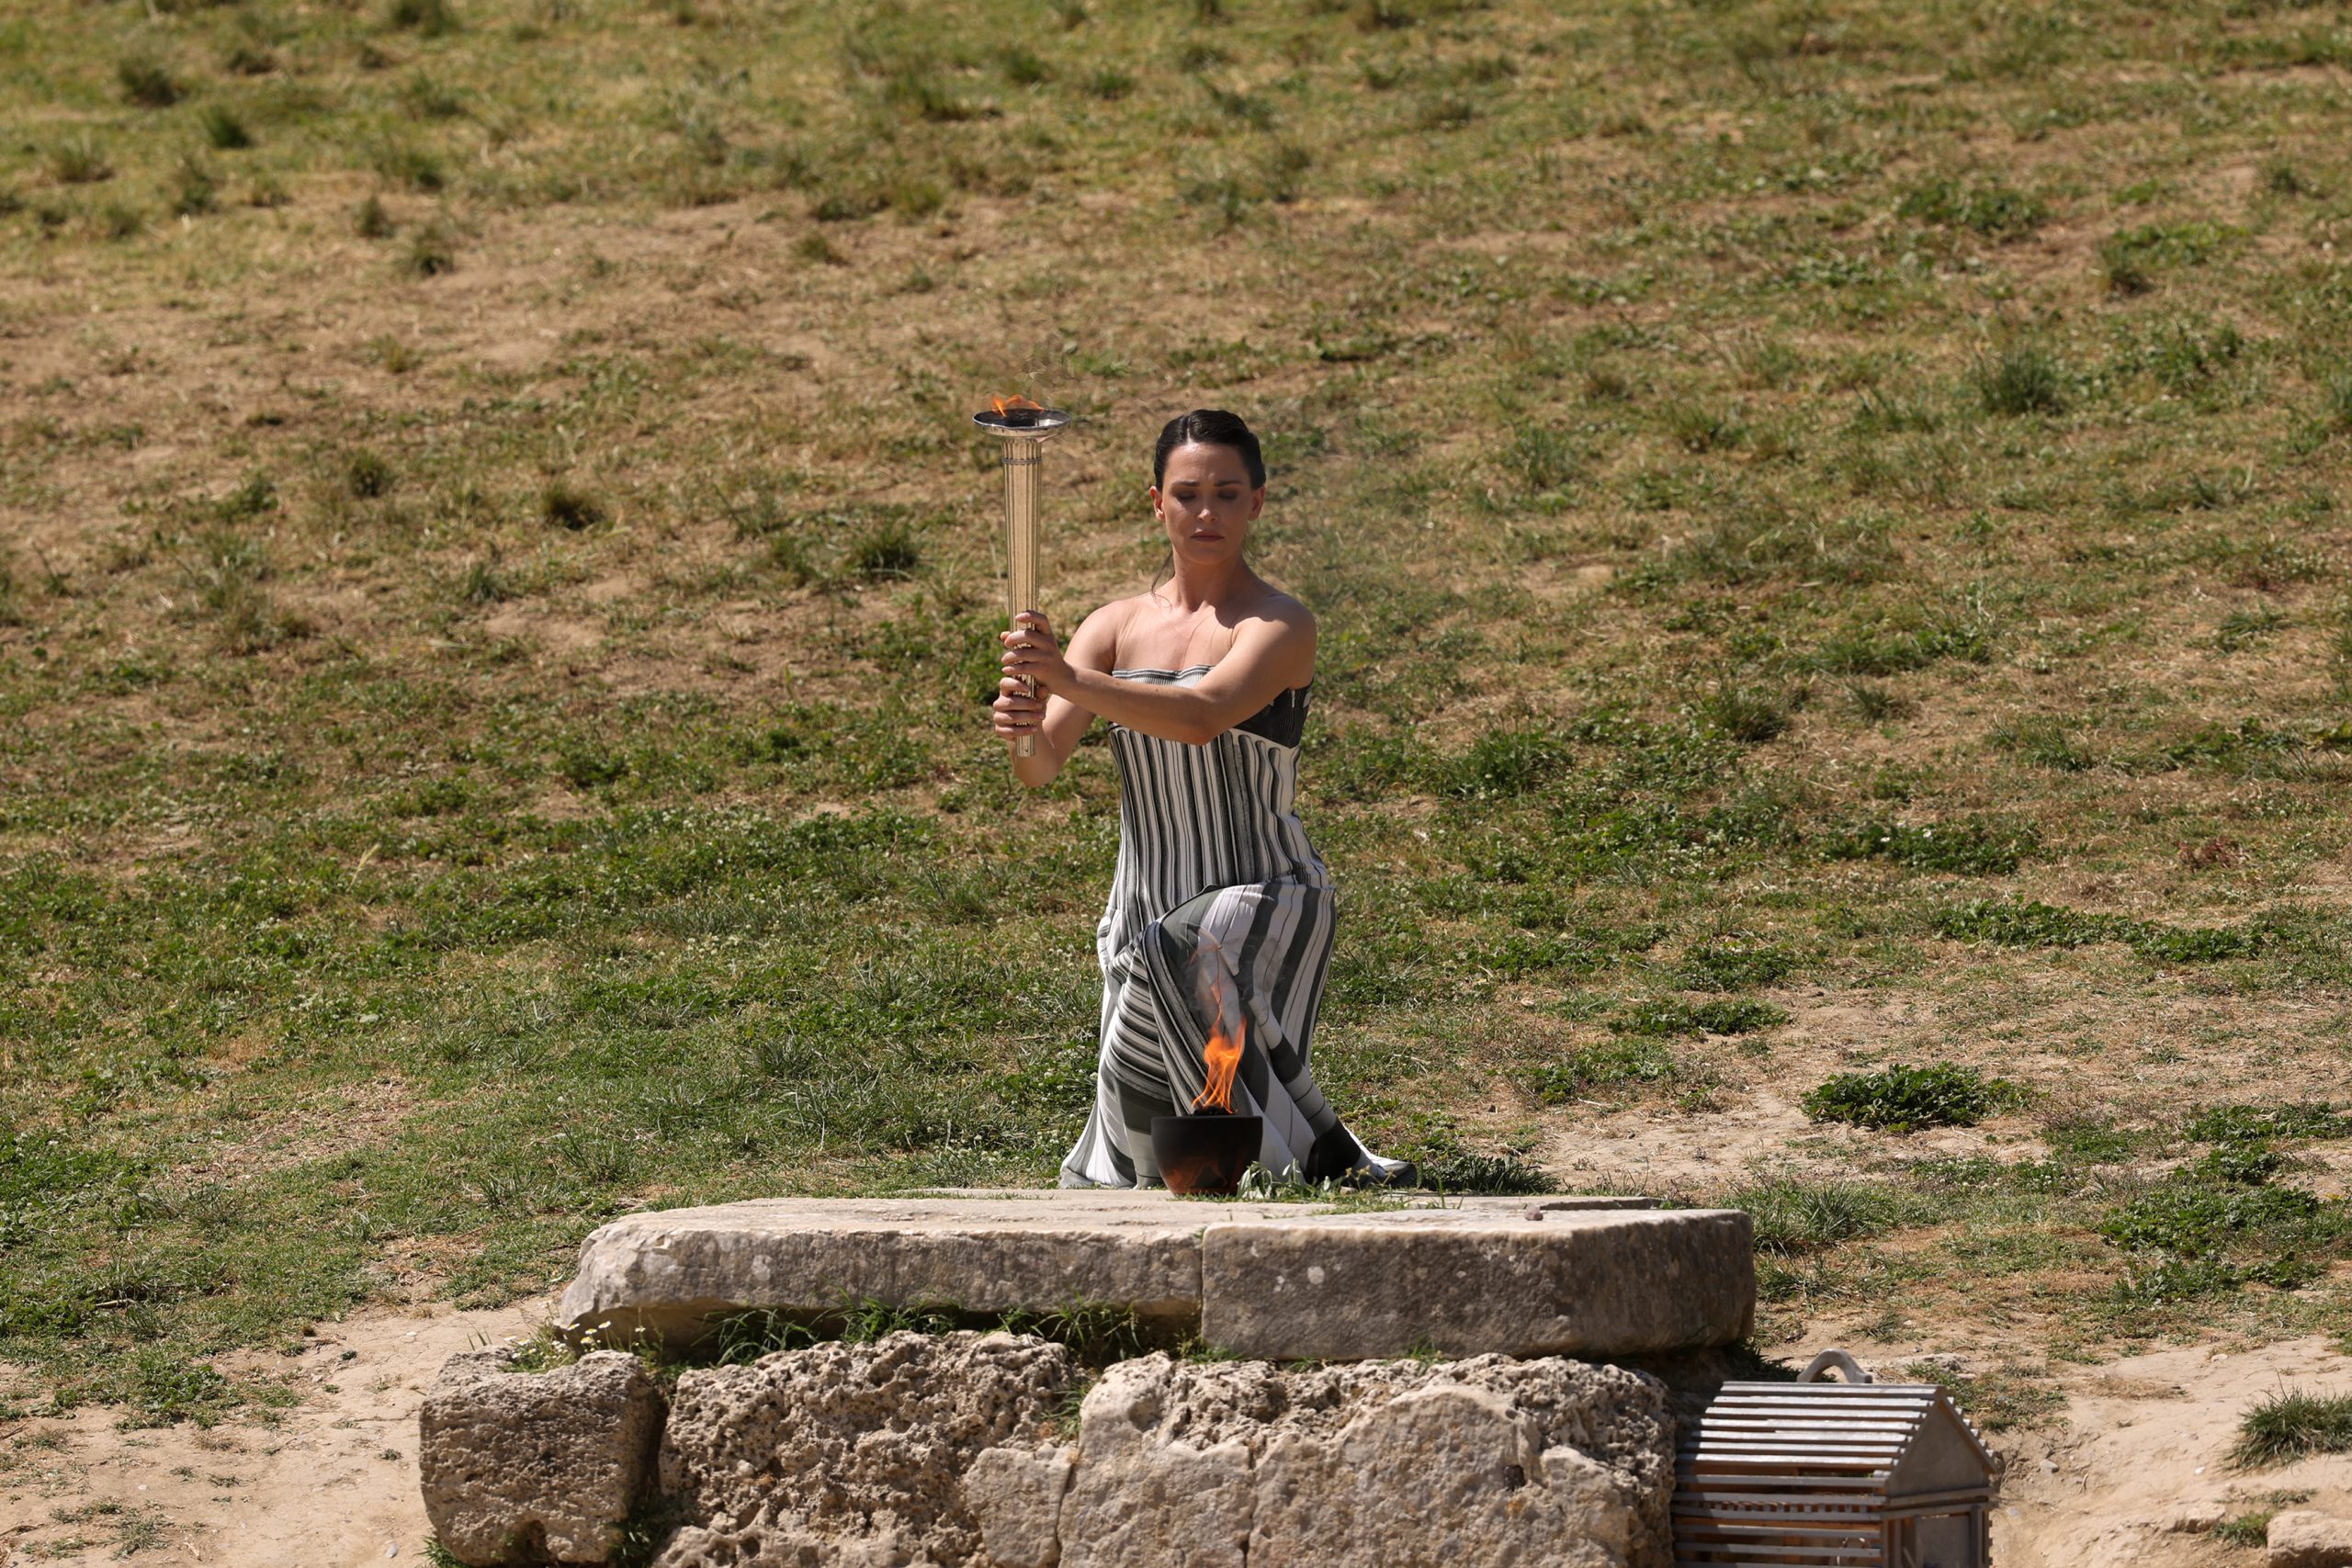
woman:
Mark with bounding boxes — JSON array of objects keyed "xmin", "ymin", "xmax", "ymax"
[{"xmin": 994, "ymin": 408, "xmax": 1413, "ymax": 1190}]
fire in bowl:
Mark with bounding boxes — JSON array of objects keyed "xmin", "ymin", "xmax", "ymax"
[{"xmin": 1151, "ymin": 1112, "xmax": 1263, "ymax": 1197}]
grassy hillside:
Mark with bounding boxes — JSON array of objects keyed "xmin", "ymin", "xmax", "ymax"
[{"xmin": 4, "ymin": 0, "xmax": 2351, "ymax": 1427}]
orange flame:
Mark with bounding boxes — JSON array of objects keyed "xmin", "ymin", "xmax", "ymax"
[
  {"xmin": 1193, "ymin": 986, "xmax": 1243, "ymax": 1114},
  {"xmin": 989, "ymin": 393, "xmax": 1045, "ymax": 417}
]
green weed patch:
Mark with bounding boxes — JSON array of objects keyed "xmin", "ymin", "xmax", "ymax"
[
  {"xmin": 1803, "ymin": 1063, "xmax": 2022, "ymax": 1132},
  {"xmin": 2186, "ymin": 1104, "xmax": 2352, "ymax": 1145},
  {"xmin": 1895, "ymin": 177, "xmax": 2045, "ymax": 241},
  {"xmin": 1531, "ymin": 1040, "xmax": 1675, "ymax": 1102},
  {"xmin": 2099, "ymin": 220, "xmax": 2245, "ymax": 293},
  {"xmin": 1934, "ymin": 898, "xmax": 2267, "ymax": 964},
  {"xmin": 2098, "ymin": 1156, "xmax": 2351, "ymax": 1303},
  {"xmin": 1673, "ymin": 939, "xmax": 1797, "ymax": 991},
  {"xmin": 1616, "ymin": 998, "xmax": 1789, "ymax": 1037},
  {"xmin": 1824, "ymin": 818, "xmax": 2039, "ymax": 875},
  {"xmin": 1728, "ymin": 1177, "xmax": 1947, "ymax": 1255},
  {"xmin": 1413, "ymin": 1153, "xmax": 1558, "ymax": 1196}
]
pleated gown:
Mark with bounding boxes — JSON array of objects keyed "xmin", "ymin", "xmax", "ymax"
[{"xmin": 1057, "ymin": 665, "xmax": 1411, "ymax": 1190}]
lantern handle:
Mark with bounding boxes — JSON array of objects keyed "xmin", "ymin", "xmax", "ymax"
[{"xmin": 1797, "ymin": 1348, "xmax": 1874, "ymax": 1384}]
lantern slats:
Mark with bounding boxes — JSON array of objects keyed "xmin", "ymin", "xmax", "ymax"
[
  {"xmin": 1689, "ymin": 1438, "xmax": 1905, "ymax": 1448},
  {"xmin": 1683, "ymin": 1457, "xmax": 1900, "ymax": 1466},
  {"xmin": 1710, "ymin": 1391, "xmax": 1937, "ymax": 1402},
  {"xmin": 1674, "ymin": 1495, "xmax": 1871, "ymax": 1504},
  {"xmin": 1709, "ymin": 1392, "xmax": 1935, "ymax": 1403},
  {"xmin": 1699, "ymin": 1408, "xmax": 1931, "ymax": 1422},
  {"xmin": 1673, "ymin": 1549, "xmax": 1885, "ymax": 1565},
  {"xmin": 1674, "ymin": 1466, "xmax": 1891, "ymax": 1476},
  {"xmin": 1683, "ymin": 1514, "xmax": 1882, "ymax": 1541},
  {"xmin": 1702, "ymin": 1419, "xmax": 1918, "ymax": 1429},
  {"xmin": 1675, "ymin": 1508, "xmax": 1883, "ymax": 1522},
  {"xmin": 1682, "ymin": 1464, "xmax": 1894, "ymax": 1479},
  {"xmin": 1676, "ymin": 1540, "xmax": 1882, "ymax": 1557},
  {"xmin": 1674, "ymin": 1543, "xmax": 1884, "ymax": 1557},
  {"xmin": 1696, "ymin": 1416, "xmax": 1923, "ymax": 1430}
]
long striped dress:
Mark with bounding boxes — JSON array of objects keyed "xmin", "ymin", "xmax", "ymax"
[{"xmin": 1057, "ymin": 664, "xmax": 1412, "ymax": 1190}]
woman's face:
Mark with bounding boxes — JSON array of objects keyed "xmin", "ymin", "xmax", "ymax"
[{"xmin": 1150, "ymin": 442, "xmax": 1264, "ymax": 570}]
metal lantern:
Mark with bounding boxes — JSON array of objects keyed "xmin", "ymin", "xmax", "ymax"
[{"xmin": 1674, "ymin": 1349, "xmax": 2003, "ymax": 1567}]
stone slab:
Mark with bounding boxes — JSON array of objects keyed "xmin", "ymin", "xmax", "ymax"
[
  {"xmin": 559, "ymin": 1190, "xmax": 1750, "ymax": 1360},
  {"xmin": 1199, "ymin": 1206, "xmax": 1753, "ymax": 1359}
]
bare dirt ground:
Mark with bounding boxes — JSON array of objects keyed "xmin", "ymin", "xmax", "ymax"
[
  {"xmin": 1990, "ymin": 1335, "xmax": 2352, "ymax": 1565},
  {"xmin": 4, "ymin": 1284, "xmax": 2350, "ymax": 1565},
  {"xmin": 0, "ymin": 1293, "xmax": 555, "ymax": 1568}
]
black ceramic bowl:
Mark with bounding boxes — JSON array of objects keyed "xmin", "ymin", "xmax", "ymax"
[{"xmin": 1150, "ymin": 1113, "xmax": 1263, "ymax": 1197}]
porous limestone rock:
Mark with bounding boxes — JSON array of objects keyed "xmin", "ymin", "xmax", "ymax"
[
  {"xmin": 424, "ymin": 1331, "xmax": 1673, "ymax": 1568},
  {"xmin": 2270, "ymin": 1510, "xmax": 2352, "ymax": 1568},
  {"xmin": 650, "ymin": 1330, "xmax": 1075, "ymax": 1568},
  {"xmin": 964, "ymin": 1446, "xmax": 1075, "ymax": 1568},
  {"xmin": 1055, "ymin": 1359, "xmax": 1257, "ymax": 1568},
  {"xmin": 419, "ymin": 1347, "xmax": 665, "ymax": 1566},
  {"xmin": 1047, "ymin": 1352, "xmax": 1672, "ymax": 1568}
]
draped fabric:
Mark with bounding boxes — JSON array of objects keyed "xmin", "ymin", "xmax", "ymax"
[{"xmin": 1057, "ymin": 666, "xmax": 1410, "ymax": 1190}]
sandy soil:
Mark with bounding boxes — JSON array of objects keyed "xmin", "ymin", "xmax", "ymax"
[
  {"xmin": 0, "ymin": 1294, "xmax": 555, "ymax": 1568},
  {"xmin": 6, "ymin": 1294, "xmax": 2350, "ymax": 1564},
  {"xmin": 1994, "ymin": 1336, "xmax": 2352, "ymax": 1564}
]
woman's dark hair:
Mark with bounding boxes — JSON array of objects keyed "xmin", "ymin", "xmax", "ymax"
[{"xmin": 1153, "ymin": 409, "xmax": 1266, "ymax": 489}]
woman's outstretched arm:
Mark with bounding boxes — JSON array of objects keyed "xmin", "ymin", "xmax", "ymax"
[{"xmin": 1002, "ymin": 604, "xmax": 1315, "ymax": 750}]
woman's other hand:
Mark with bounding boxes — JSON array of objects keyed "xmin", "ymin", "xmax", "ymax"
[
  {"xmin": 1001, "ymin": 611, "xmax": 1075, "ymax": 696},
  {"xmin": 992, "ymin": 674, "xmax": 1045, "ymax": 743}
]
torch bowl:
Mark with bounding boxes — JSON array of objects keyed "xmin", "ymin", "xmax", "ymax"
[{"xmin": 1150, "ymin": 1113, "xmax": 1263, "ymax": 1197}]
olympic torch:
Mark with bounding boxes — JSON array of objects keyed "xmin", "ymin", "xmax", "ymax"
[{"xmin": 974, "ymin": 396, "xmax": 1072, "ymax": 757}]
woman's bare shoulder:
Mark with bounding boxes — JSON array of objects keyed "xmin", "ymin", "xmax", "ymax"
[
  {"xmin": 1081, "ymin": 593, "xmax": 1154, "ymax": 637},
  {"xmin": 1248, "ymin": 584, "xmax": 1316, "ymax": 635},
  {"xmin": 1067, "ymin": 594, "xmax": 1146, "ymax": 667}
]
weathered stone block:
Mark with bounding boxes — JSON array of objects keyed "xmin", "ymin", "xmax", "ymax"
[
  {"xmin": 1047, "ymin": 1352, "xmax": 1672, "ymax": 1568},
  {"xmin": 419, "ymin": 1348, "xmax": 664, "ymax": 1567},
  {"xmin": 965, "ymin": 1446, "xmax": 1074, "ymax": 1568},
  {"xmin": 1199, "ymin": 1206, "xmax": 1755, "ymax": 1360},
  {"xmin": 2270, "ymin": 1510, "xmax": 2352, "ymax": 1568},
  {"xmin": 1057, "ymin": 1359, "xmax": 1258, "ymax": 1568},
  {"xmin": 650, "ymin": 1330, "xmax": 1074, "ymax": 1568},
  {"xmin": 559, "ymin": 1195, "xmax": 1210, "ymax": 1350},
  {"xmin": 422, "ymin": 1328, "xmax": 1677, "ymax": 1568}
]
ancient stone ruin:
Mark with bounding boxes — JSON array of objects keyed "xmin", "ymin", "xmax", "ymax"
[{"xmin": 419, "ymin": 1190, "xmax": 1755, "ymax": 1568}]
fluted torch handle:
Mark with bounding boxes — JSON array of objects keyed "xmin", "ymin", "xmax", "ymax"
[
  {"xmin": 1004, "ymin": 435, "xmax": 1041, "ymax": 758},
  {"xmin": 974, "ymin": 404, "xmax": 1069, "ymax": 764}
]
